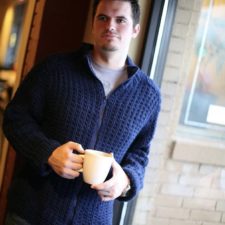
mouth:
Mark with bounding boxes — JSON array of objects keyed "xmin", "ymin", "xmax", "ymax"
[{"xmin": 102, "ymin": 32, "xmax": 119, "ymax": 40}]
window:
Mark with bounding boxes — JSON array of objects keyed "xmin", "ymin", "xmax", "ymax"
[
  {"xmin": 0, "ymin": 1, "xmax": 27, "ymax": 69},
  {"xmin": 180, "ymin": 0, "xmax": 225, "ymax": 139}
]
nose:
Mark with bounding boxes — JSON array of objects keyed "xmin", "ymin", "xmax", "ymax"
[{"xmin": 106, "ymin": 19, "xmax": 116, "ymax": 31}]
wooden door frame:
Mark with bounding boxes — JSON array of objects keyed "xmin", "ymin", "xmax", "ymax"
[
  {"xmin": 0, "ymin": 1, "xmax": 46, "ymax": 223},
  {"xmin": 0, "ymin": 0, "xmax": 91, "ymax": 223}
]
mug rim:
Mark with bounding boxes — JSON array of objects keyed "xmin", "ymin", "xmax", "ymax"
[{"xmin": 85, "ymin": 149, "xmax": 113, "ymax": 158}]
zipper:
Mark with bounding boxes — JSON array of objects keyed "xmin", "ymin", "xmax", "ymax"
[
  {"xmin": 89, "ymin": 78, "xmax": 131, "ymax": 149},
  {"xmin": 89, "ymin": 96, "xmax": 107, "ymax": 149}
]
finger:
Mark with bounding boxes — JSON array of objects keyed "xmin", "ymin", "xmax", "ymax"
[
  {"xmin": 98, "ymin": 190, "xmax": 112, "ymax": 200},
  {"xmin": 70, "ymin": 154, "xmax": 84, "ymax": 163},
  {"xmin": 66, "ymin": 161, "xmax": 83, "ymax": 171},
  {"xmin": 67, "ymin": 141, "xmax": 84, "ymax": 153},
  {"xmin": 101, "ymin": 196, "xmax": 113, "ymax": 201},
  {"xmin": 99, "ymin": 193, "xmax": 114, "ymax": 202},
  {"xmin": 98, "ymin": 190, "xmax": 110, "ymax": 196},
  {"xmin": 57, "ymin": 167, "xmax": 80, "ymax": 179},
  {"xmin": 91, "ymin": 178, "xmax": 114, "ymax": 190}
]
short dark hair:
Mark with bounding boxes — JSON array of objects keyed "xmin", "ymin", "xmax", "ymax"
[{"xmin": 92, "ymin": 0, "xmax": 140, "ymax": 25}]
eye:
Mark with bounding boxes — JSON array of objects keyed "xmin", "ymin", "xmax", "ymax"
[
  {"xmin": 97, "ymin": 15, "xmax": 108, "ymax": 22},
  {"xmin": 116, "ymin": 17, "xmax": 127, "ymax": 24}
]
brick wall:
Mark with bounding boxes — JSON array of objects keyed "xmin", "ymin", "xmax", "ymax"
[{"xmin": 132, "ymin": 0, "xmax": 225, "ymax": 224}]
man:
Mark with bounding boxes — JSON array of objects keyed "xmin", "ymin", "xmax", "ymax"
[{"xmin": 3, "ymin": 0, "xmax": 161, "ymax": 224}]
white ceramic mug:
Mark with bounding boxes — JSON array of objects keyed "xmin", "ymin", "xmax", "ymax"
[{"xmin": 80, "ymin": 149, "xmax": 113, "ymax": 185}]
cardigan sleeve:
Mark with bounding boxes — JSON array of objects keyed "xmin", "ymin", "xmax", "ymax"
[
  {"xmin": 118, "ymin": 91, "xmax": 161, "ymax": 201},
  {"xmin": 3, "ymin": 62, "xmax": 61, "ymax": 176}
]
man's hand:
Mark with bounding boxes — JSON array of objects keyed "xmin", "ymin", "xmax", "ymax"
[
  {"xmin": 48, "ymin": 141, "xmax": 84, "ymax": 179},
  {"xmin": 91, "ymin": 159, "xmax": 130, "ymax": 201}
]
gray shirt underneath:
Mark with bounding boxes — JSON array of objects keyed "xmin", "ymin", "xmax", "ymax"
[{"xmin": 88, "ymin": 55, "xmax": 128, "ymax": 97}]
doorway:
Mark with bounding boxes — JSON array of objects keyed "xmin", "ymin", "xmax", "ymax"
[{"xmin": 0, "ymin": 0, "xmax": 90, "ymax": 223}]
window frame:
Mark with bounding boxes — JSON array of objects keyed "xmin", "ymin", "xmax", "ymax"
[{"xmin": 114, "ymin": 0, "xmax": 178, "ymax": 224}]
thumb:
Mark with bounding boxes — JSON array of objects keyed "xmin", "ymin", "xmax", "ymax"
[{"xmin": 111, "ymin": 158, "xmax": 122, "ymax": 175}]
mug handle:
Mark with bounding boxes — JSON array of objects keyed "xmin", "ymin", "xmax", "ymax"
[{"xmin": 78, "ymin": 154, "xmax": 84, "ymax": 172}]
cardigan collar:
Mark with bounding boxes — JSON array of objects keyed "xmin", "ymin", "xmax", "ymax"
[{"xmin": 80, "ymin": 43, "xmax": 141, "ymax": 81}]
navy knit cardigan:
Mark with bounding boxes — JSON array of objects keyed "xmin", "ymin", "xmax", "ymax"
[{"xmin": 3, "ymin": 45, "xmax": 161, "ymax": 225}]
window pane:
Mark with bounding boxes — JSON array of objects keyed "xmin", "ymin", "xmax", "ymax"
[{"xmin": 180, "ymin": 0, "xmax": 225, "ymax": 131}]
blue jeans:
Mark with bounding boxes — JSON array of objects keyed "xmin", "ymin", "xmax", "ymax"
[{"xmin": 5, "ymin": 213, "xmax": 30, "ymax": 225}]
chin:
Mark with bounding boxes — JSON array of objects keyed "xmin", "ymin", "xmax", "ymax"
[{"xmin": 102, "ymin": 45, "xmax": 118, "ymax": 52}]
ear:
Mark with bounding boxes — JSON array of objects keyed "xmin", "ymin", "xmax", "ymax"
[{"xmin": 132, "ymin": 24, "xmax": 140, "ymax": 38}]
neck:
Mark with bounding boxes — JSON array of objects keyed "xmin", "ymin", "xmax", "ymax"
[{"xmin": 92, "ymin": 48, "xmax": 127, "ymax": 70}]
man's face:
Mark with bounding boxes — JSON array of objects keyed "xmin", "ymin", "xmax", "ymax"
[{"xmin": 92, "ymin": 0, "xmax": 140, "ymax": 53}]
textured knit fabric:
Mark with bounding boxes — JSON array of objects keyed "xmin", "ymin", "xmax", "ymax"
[
  {"xmin": 5, "ymin": 213, "xmax": 31, "ymax": 225},
  {"xmin": 3, "ymin": 44, "xmax": 161, "ymax": 225}
]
